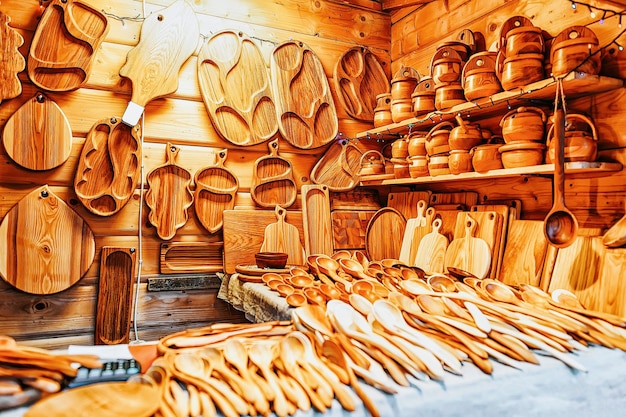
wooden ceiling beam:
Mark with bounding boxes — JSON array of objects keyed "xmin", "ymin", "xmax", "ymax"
[{"xmin": 382, "ymin": 0, "xmax": 433, "ymax": 11}]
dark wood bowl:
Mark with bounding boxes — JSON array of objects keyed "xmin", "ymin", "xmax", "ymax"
[{"xmin": 255, "ymin": 252, "xmax": 288, "ymax": 269}]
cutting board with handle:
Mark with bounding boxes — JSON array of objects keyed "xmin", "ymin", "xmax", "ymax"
[
  {"xmin": 387, "ymin": 191, "xmax": 432, "ymax": 219},
  {"xmin": 398, "ymin": 200, "xmax": 428, "ymax": 264},
  {"xmin": 499, "ymin": 219, "xmax": 549, "ymax": 287},
  {"xmin": 2, "ymin": 92, "xmax": 72, "ymax": 171},
  {"xmin": 260, "ymin": 205, "xmax": 306, "ymax": 266},
  {"xmin": 301, "ymin": 184, "xmax": 333, "ymax": 256},
  {"xmin": 0, "ymin": 11, "xmax": 24, "ymax": 103},
  {"xmin": 457, "ymin": 210, "xmax": 501, "ymax": 278},
  {"xmin": 444, "ymin": 216, "xmax": 491, "ymax": 279},
  {"xmin": 95, "ymin": 246, "xmax": 136, "ymax": 345},
  {"xmin": 119, "ymin": 0, "xmax": 199, "ymax": 126},
  {"xmin": 0, "ymin": 185, "xmax": 95, "ymax": 295},
  {"xmin": 414, "ymin": 218, "xmax": 449, "ymax": 273},
  {"xmin": 145, "ymin": 143, "xmax": 194, "ymax": 240}
]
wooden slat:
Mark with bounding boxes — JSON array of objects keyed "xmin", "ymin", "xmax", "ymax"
[{"xmin": 383, "ymin": 0, "xmax": 432, "ymax": 11}]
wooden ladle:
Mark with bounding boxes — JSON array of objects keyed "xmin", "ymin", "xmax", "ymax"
[{"xmin": 544, "ymin": 108, "xmax": 578, "ymax": 248}]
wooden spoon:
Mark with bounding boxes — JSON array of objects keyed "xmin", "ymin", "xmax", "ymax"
[
  {"xmin": 543, "ymin": 108, "xmax": 578, "ymax": 248},
  {"xmin": 338, "ymin": 257, "xmax": 375, "ymax": 280},
  {"xmin": 316, "ymin": 255, "xmax": 353, "ymax": 290},
  {"xmin": 248, "ymin": 341, "xmax": 292, "ymax": 417},
  {"xmin": 322, "ymin": 339, "xmax": 380, "ymax": 417}
]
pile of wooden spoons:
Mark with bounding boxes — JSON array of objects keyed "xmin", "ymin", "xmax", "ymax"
[{"xmin": 0, "ymin": 336, "xmax": 102, "ymax": 411}]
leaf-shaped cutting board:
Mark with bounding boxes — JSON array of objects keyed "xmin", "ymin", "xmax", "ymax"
[
  {"xmin": 333, "ymin": 47, "xmax": 389, "ymax": 121},
  {"xmin": 0, "ymin": 11, "xmax": 25, "ymax": 103},
  {"xmin": 198, "ymin": 30, "xmax": 278, "ymax": 146},
  {"xmin": 27, "ymin": 0, "xmax": 109, "ymax": 92},
  {"xmin": 119, "ymin": 0, "xmax": 199, "ymax": 126},
  {"xmin": 271, "ymin": 40, "xmax": 338, "ymax": 149},
  {"xmin": 0, "ymin": 185, "xmax": 95, "ymax": 295},
  {"xmin": 145, "ymin": 143, "xmax": 194, "ymax": 240},
  {"xmin": 2, "ymin": 92, "xmax": 72, "ymax": 171},
  {"xmin": 194, "ymin": 149, "xmax": 239, "ymax": 234},
  {"xmin": 74, "ymin": 117, "xmax": 142, "ymax": 216},
  {"xmin": 260, "ymin": 206, "xmax": 306, "ymax": 266}
]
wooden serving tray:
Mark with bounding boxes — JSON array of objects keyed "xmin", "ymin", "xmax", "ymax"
[
  {"xmin": 194, "ymin": 149, "xmax": 238, "ymax": 233},
  {"xmin": 251, "ymin": 139, "xmax": 297, "ymax": 208},
  {"xmin": 2, "ymin": 92, "xmax": 72, "ymax": 171},
  {"xmin": 0, "ymin": 11, "xmax": 25, "ymax": 103},
  {"xmin": 310, "ymin": 139, "xmax": 363, "ymax": 191},
  {"xmin": 74, "ymin": 116, "xmax": 142, "ymax": 216},
  {"xmin": 198, "ymin": 30, "xmax": 278, "ymax": 146},
  {"xmin": 302, "ymin": 184, "xmax": 333, "ymax": 256},
  {"xmin": 160, "ymin": 242, "xmax": 224, "ymax": 274},
  {"xmin": 333, "ymin": 47, "xmax": 389, "ymax": 121},
  {"xmin": 0, "ymin": 185, "xmax": 95, "ymax": 295},
  {"xmin": 145, "ymin": 143, "xmax": 194, "ymax": 240},
  {"xmin": 28, "ymin": 0, "xmax": 109, "ymax": 91},
  {"xmin": 271, "ymin": 39, "xmax": 338, "ymax": 149}
]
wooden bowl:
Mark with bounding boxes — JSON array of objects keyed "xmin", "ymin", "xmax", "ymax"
[
  {"xmin": 471, "ymin": 143, "xmax": 503, "ymax": 172},
  {"xmin": 431, "ymin": 47, "xmax": 464, "ymax": 85},
  {"xmin": 428, "ymin": 154, "xmax": 451, "ymax": 176},
  {"xmin": 448, "ymin": 150, "xmax": 473, "ymax": 174},
  {"xmin": 408, "ymin": 156, "xmax": 429, "ymax": 178},
  {"xmin": 255, "ymin": 252, "xmax": 288, "ymax": 269},
  {"xmin": 373, "ymin": 108, "xmax": 392, "ymax": 127},
  {"xmin": 499, "ymin": 141, "xmax": 545, "ymax": 168}
]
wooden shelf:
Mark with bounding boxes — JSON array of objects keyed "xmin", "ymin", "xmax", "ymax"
[
  {"xmin": 356, "ymin": 73, "xmax": 625, "ymax": 139},
  {"xmin": 360, "ymin": 161, "xmax": 623, "ymax": 186}
]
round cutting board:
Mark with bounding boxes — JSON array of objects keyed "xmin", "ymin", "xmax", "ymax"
[
  {"xmin": 365, "ymin": 207, "xmax": 407, "ymax": 261},
  {"xmin": 0, "ymin": 185, "xmax": 95, "ymax": 294}
]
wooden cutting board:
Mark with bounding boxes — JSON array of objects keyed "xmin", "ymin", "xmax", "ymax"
[
  {"xmin": 414, "ymin": 218, "xmax": 449, "ymax": 273},
  {"xmin": 194, "ymin": 149, "xmax": 239, "ymax": 233},
  {"xmin": 223, "ymin": 209, "xmax": 304, "ymax": 273},
  {"xmin": 430, "ymin": 191, "xmax": 479, "ymax": 208},
  {"xmin": 160, "ymin": 242, "xmax": 224, "ymax": 274},
  {"xmin": 0, "ymin": 185, "xmax": 95, "ymax": 295},
  {"xmin": 74, "ymin": 116, "xmax": 142, "ymax": 216},
  {"xmin": 145, "ymin": 143, "xmax": 194, "ymax": 240},
  {"xmin": 597, "ymin": 249, "xmax": 626, "ymax": 317},
  {"xmin": 0, "ymin": 11, "xmax": 25, "ymax": 103},
  {"xmin": 251, "ymin": 138, "xmax": 297, "ymax": 208},
  {"xmin": 198, "ymin": 29, "xmax": 278, "ymax": 146},
  {"xmin": 2, "ymin": 93, "xmax": 72, "ymax": 171},
  {"xmin": 27, "ymin": 0, "xmax": 109, "ymax": 91},
  {"xmin": 333, "ymin": 46, "xmax": 389, "ymax": 121},
  {"xmin": 119, "ymin": 0, "xmax": 199, "ymax": 126},
  {"xmin": 387, "ymin": 191, "xmax": 432, "ymax": 219},
  {"xmin": 499, "ymin": 220, "xmax": 549, "ymax": 287},
  {"xmin": 444, "ymin": 216, "xmax": 491, "ymax": 279},
  {"xmin": 302, "ymin": 184, "xmax": 333, "ymax": 256},
  {"xmin": 399, "ymin": 200, "xmax": 428, "ymax": 264},
  {"xmin": 260, "ymin": 206, "xmax": 306, "ymax": 267},
  {"xmin": 95, "ymin": 247, "xmax": 136, "ymax": 345},
  {"xmin": 471, "ymin": 203, "xmax": 512, "ymax": 279},
  {"xmin": 271, "ymin": 39, "xmax": 338, "ymax": 149},
  {"xmin": 331, "ymin": 210, "xmax": 375, "ymax": 250},
  {"xmin": 454, "ymin": 210, "xmax": 501, "ymax": 278},
  {"xmin": 430, "ymin": 208, "xmax": 463, "ymax": 243},
  {"xmin": 365, "ymin": 207, "xmax": 406, "ymax": 261}
]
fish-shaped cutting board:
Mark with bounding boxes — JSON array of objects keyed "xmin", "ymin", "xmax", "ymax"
[
  {"xmin": 271, "ymin": 39, "xmax": 338, "ymax": 149},
  {"xmin": 0, "ymin": 11, "xmax": 25, "ymax": 103},
  {"xmin": 198, "ymin": 30, "xmax": 278, "ymax": 146},
  {"xmin": 2, "ymin": 92, "xmax": 72, "ymax": 171},
  {"xmin": 145, "ymin": 143, "xmax": 194, "ymax": 240},
  {"xmin": 74, "ymin": 117, "xmax": 142, "ymax": 216},
  {"xmin": 119, "ymin": 0, "xmax": 199, "ymax": 126},
  {"xmin": 0, "ymin": 185, "xmax": 95, "ymax": 295}
]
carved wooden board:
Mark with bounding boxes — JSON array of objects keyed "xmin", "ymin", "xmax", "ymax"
[
  {"xmin": 74, "ymin": 117, "xmax": 142, "ymax": 216},
  {"xmin": 119, "ymin": 0, "xmax": 199, "ymax": 126},
  {"xmin": 2, "ymin": 93, "xmax": 72, "ymax": 171},
  {"xmin": 95, "ymin": 247, "xmax": 136, "ymax": 345},
  {"xmin": 28, "ymin": 0, "xmax": 109, "ymax": 91},
  {"xmin": 444, "ymin": 217, "xmax": 491, "ymax": 279},
  {"xmin": 145, "ymin": 143, "xmax": 194, "ymax": 240},
  {"xmin": 194, "ymin": 149, "xmax": 238, "ymax": 233},
  {"xmin": 160, "ymin": 242, "xmax": 224, "ymax": 274},
  {"xmin": 0, "ymin": 185, "xmax": 95, "ymax": 295},
  {"xmin": 271, "ymin": 39, "xmax": 338, "ymax": 149},
  {"xmin": 302, "ymin": 184, "xmax": 333, "ymax": 256},
  {"xmin": 260, "ymin": 206, "xmax": 306, "ymax": 266},
  {"xmin": 198, "ymin": 30, "xmax": 278, "ymax": 146},
  {"xmin": 365, "ymin": 207, "xmax": 406, "ymax": 261},
  {"xmin": 333, "ymin": 47, "xmax": 389, "ymax": 121},
  {"xmin": 0, "ymin": 11, "xmax": 25, "ymax": 103},
  {"xmin": 310, "ymin": 139, "xmax": 362, "ymax": 191},
  {"xmin": 251, "ymin": 139, "xmax": 297, "ymax": 208}
]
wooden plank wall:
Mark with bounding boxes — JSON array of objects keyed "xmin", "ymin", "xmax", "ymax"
[{"xmin": 0, "ymin": 0, "xmax": 391, "ymax": 348}]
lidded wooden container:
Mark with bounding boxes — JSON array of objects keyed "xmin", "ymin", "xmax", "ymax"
[
  {"xmin": 500, "ymin": 106, "xmax": 547, "ymax": 143},
  {"xmin": 462, "ymin": 52, "xmax": 502, "ymax": 101},
  {"xmin": 499, "ymin": 16, "xmax": 545, "ymax": 56},
  {"xmin": 550, "ymin": 26, "xmax": 601, "ymax": 77},
  {"xmin": 411, "ymin": 77, "xmax": 436, "ymax": 116},
  {"xmin": 431, "ymin": 47, "xmax": 464, "ymax": 86},
  {"xmin": 391, "ymin": 66, "xmax": 419, "ymax": 100}
]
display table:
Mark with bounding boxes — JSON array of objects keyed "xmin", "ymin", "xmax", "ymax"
[{"xmin": 218, "ymin": 273, "xmax": 626, "ymax": 416}]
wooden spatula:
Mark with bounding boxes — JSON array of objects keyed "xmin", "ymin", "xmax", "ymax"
[
  {"xmin": 119, "ymin": 0, "xmax": 199, "ymax": 126},
  {"xmin": 260, "ymin": 206, "xmax": 306, "ymax": 266},
  {"xmin": 414, "ymin": 218, "xmax": 449, "ymax": 273},
  {"xmin": 444, "ymin": 217, "xmax": 491, "ymax": 279}
]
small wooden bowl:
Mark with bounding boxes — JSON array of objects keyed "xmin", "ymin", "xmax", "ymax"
[
  {"xmin": 499, "ymin": 141, "xmax": 545, "ymax": 168},
  {"xmin": 255, "ymin": 252, "xmax": 288, "ymax": 269}
]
